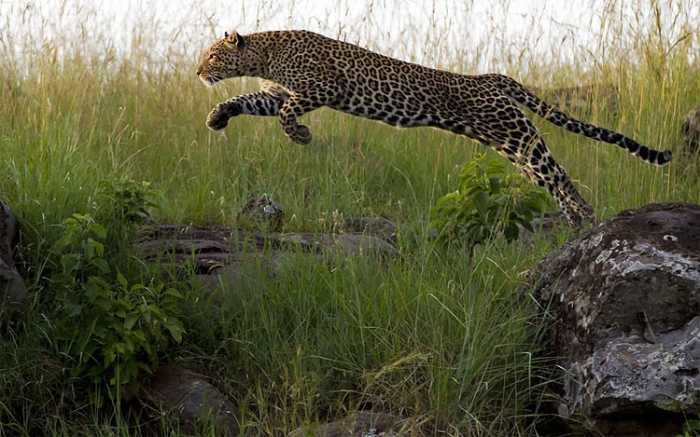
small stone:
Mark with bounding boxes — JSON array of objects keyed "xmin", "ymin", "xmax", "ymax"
[
  {"xmin": 141, "ymin": 365, "xmax": 239, "ymax": 436},
  {"xmin": 0, "ymin": 259, "xmax": 26, "ymax": 309},
  {"xmin": 0, "ymin": 201, "xmax": 26, "ymax": 317},
  {"xmin": 238, "ymin": 193, "xmax": 284, "ymax": 232}
]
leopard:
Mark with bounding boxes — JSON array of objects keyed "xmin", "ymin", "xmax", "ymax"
[{"xmin": 196, "ymin": 30, "xmax": 672, "ymax": 226}]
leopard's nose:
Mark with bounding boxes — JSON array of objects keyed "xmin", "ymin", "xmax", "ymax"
[{"xmin": 196, "ymin": 66, "xmax": 202, "ymax": 76}]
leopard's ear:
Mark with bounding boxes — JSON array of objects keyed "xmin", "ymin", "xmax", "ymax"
[{"xmin": 225, "ymin": 31, "xmax": 245, "ymax": 49}]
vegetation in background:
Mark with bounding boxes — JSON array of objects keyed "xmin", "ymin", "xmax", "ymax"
[{"xmin": 0, "ymin": 0, "xmax": 698, "ymax": 435}]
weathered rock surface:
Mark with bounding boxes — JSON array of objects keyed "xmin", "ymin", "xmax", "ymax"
[
  {"xmin": 289, "ymin": 412, "xmax": 417, "ymax": 437},
  {"xmin": 683, "ymin": 107, "xmax": 700, "ymax": 153},
  {"xmin": 530, "ymin": 202, "xmax": 700, "ymax": 435},
  {"xmin": 0, "ymin": 201, "xmax": 26, "ymax": 315},
  {"xmin": 135, "ymin": 219, "xmax": 397, "ymax": 289},
  {"xmin": 273, "ymin": 232, "xmax": 396, "ymax": 257},
  {"xmin": 141, "ymin": 365, "xmax": 238, "ymax": 436},
  {"xmin": 343, "ymin": 216, "xmax": 398, "ymax": 243}
]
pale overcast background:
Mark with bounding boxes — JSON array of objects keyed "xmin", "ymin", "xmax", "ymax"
[{"xmin": 1, "ymin": 0, "xmax": 697, "ymax": 72}]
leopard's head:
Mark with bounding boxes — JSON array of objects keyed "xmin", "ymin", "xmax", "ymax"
[{"xmin": 197, "ymin": 32, "xmax": 263, "ymax": 86}]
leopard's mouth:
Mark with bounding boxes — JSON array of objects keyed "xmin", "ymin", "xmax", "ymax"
[{"xmin": 199, "ymin": 74, "xmax": 223, "ymax": 87}]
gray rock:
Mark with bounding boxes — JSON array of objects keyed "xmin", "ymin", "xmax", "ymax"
[
  {"xmin": 270, "ymin": 233, "xmax": 397, "ymax": 257},
  {"xmin": 135, "ymin": 226, "xmax": 274, "ymax": 290},
  {"xmin": 135, "ymin": 225, "xmax": 397, "ymax": 292},
  {"xmin": 289, "ymin": 412, "xmax": 416, "ymax": 437},
  {"xmin": 683, "ymin": 107, "xmax": 700, "ymax": 153},
  {"xmin": 0, "ymin": 258, "xmax": 25, "ymax": 309},
  {"xmin": 343, "ymin": 216, "xmax": 397, "ymax": 243},
  {"xmin": 529, "ymin": 202, "xmax": 700, "ymax": 435},
  {"xmin": 0, "ymin": 201, "xmax": 26, "ymax": 316},
  {"xmin": 141, "ymin": 365, "xmax": 239, "ymax": 436},
  {"xmin": 195, "ymin": 253, "xmax": 287, "ymax": 290}
]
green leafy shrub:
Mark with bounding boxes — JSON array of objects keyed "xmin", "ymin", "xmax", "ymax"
[
  {"xmin": 50, "ymin": 210, "xmax": 183, "ymax": 390},
  {"xmin": 431, "ymin": 153, "xmax": 551, "ymax": 248},
  {"xmin": 678, "ymin": 419, "xmax": 700, "ymax": 437},
  {"xmin": 62, "ymin": 272, "xmax": 184, "ymax": 387},
  {"xmin": 96, "ymin": 177, "xmax": 158, "ymax": 225}
]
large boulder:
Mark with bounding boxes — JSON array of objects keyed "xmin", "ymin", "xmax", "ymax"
[
  {"xmin": 0, "ymin": 201, "xmax": 26, "ymax": 316},
  {"xmin": 530, "ymin": 203, "xmax": 700, "ymax": 435}
]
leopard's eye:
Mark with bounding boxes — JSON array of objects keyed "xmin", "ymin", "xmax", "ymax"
[{"xmin": 209, "ymin": 54, "xmax": 216, "ymax": 61}]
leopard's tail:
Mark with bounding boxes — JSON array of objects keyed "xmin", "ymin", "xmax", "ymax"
[{"xmin": 497, "ymin": 74, "xmax": 672, "ymax": 166}]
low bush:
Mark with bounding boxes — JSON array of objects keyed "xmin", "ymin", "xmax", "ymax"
[{"xmin": 431, "ymin": 153, "xmax": 551, "ymax": 248}]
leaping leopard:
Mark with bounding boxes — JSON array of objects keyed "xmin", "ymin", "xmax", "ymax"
[{"xmin": 196, "ymin": 30, "xmax": 672, "ymax": 226}]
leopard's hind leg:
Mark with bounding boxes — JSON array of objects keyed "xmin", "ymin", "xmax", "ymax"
[
  {"xmin": 449, "ymin": 105, "xmax": 594, "ymax": 226},
  {"xmin": 501, "ymin": 135, "xmax": 593, "ymax": 226},
  {"xmin": 496, "ymin": 120, "xmax": 593, "ymax": 226}
]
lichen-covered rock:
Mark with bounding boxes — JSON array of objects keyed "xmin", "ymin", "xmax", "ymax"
[
  {"xmin": 530, "ymin": 203, "xmax": 700, "ymax": 435},
  {"xmin": 142, "ymin": 365, "xmax": 239, "ymax": 436},
  {"xmin": 682, "ymin": 107, "xmax": 700, "ymax": 153},
  {"xmin": 0, "ymin": 201, "xmax": 26, "ymax": 316}
]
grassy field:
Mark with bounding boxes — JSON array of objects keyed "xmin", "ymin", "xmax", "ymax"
[{"xmin": 1, "ymin": 1, "xmax": 699, "ymax": 435}]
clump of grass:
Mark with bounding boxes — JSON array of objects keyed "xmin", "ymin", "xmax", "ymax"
[{"xmin": 0, "ymin": 0, "xmax": 699, "ymax": 435}]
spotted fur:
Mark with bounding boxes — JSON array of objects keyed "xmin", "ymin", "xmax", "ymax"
[{"xmin": 196, "ymin": 30, "xmax": 672, "ymax": 225}]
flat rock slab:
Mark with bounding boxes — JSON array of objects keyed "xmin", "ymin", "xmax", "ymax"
[
  {"xmin": 289, "ymin": 412, "xmax": 418, "ymax": 437},
  {"xmin": 529, "ymin": 202, "xmax": 700, "ymax": 435},
  {"xmin": 273, "ymin": 233, "xmax": 396, "ymax": 257},
  {"xmin": 135, "ymin": 221, "xmax": 397, "ymax": 289},
  {"xmin": 141, "ymin": 365, "xmax": 239, "ymax": 436},
  {"xmin": 0, "ymin": 201, "xmax": 26, "ymax": 315},
  {"xmin": 342, "ymin": 216, "xmax": 397, "ymax": 243}
]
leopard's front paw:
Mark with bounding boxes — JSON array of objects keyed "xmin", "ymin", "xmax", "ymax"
[
  {"xmin": 288, "ymin": 125, "xmax": 312, "ymax": 145},
  {"xmin": 206, "ymin": 105, "xmax": 231, "ymax": 131},
  {"xmin": 207, "ymin": 102, "xmax": 242, "ymax": 131}
]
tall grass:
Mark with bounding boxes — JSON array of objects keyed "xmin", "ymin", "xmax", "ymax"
[{"xmin": 0, "ymin": 0, "xmax": 699, "ymax": 435}]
